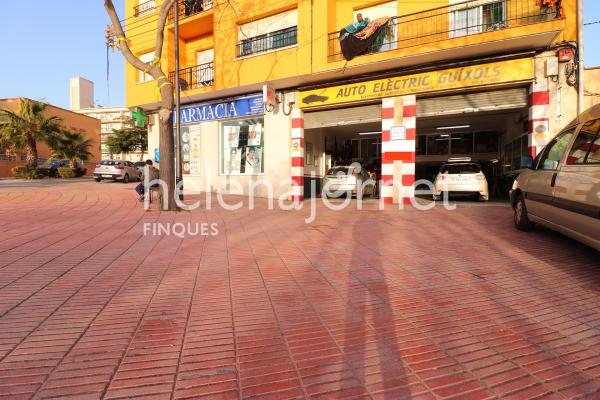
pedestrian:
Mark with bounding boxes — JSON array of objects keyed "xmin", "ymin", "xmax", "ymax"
[{"xmin": 135, "ymin": 159, "xmax": 160, "ymax": 201}]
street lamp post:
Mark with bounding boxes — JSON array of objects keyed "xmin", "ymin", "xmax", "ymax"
[{"xmin": 174, "ymin": 1, "xmax": 183, "ymax": 198}]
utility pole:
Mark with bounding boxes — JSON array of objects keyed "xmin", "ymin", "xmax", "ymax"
[
  {"xmin": 105, "ymin": 25, "xmax": 116, "ymax": 107},
  {"xmin": 174, "ymin": 2, "xmax": 183, "ymax": 197}
]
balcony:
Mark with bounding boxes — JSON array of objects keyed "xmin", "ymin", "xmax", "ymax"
[
  {"xmin": 168, "ymin": 0, "xmax": 213, "ymax": 24},
  {"xmin": 328, "ymin": 0, "xmax": 562, "ymax": 62},
  {"xmin": 169, "ymin": 62, "xmax": 214, "ymax": 91},
  {"xmin": 237, "ymin": 26, "xmax": 298, "ymax": 58},
  {"xmin": 134, "ymin": 0, "xmax": 156, "ymax": 17}
]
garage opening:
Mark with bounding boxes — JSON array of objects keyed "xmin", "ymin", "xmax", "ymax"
[
  {"xmin": 304, "ymin": 103, "xmax": 382, "ymax": 198},
  {"xmin": 301, "ymin": 87, "xmax": 531, "ymax": 200},
  {"xmin": 415, "ymin": 88, "xmax": 531, "ymax": 200}
]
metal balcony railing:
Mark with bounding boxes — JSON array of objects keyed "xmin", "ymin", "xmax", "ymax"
[
  {"xmin": 328, "ymin": 0, "xmax": 562, "ymax": 61},
  {"xmin": 169, "ymin": 62, "xmax": 214, "ymax": 91},
  {"xmin": 134, "ymin": 0, "xmax": 156, "ymax": 17},
  {"xmin": 168, "ymin": 0, "xmax": 214, "ymax": 24},
  {"xmin": 237, "ymin": 26, "xmax": 298, "ymax": 58}
]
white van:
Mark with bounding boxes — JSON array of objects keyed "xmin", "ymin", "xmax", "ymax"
[{"xmin": 510, "ymin": 104, "xmax": 600, "ymax": 251}]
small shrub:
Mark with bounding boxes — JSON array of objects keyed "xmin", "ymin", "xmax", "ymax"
[
  {"xmin": 11, "ymin": 166, "xmax": 40, "ymax": 180},
  {"xmin": 57, "ymin": 167, "xmax": 76, "ymax": 179}
]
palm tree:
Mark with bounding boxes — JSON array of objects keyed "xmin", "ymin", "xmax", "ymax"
[
  {"xmin": 0, "ymin": 98, "xmax": 62, "ymax": 168},
  {"xmin": 51, "ymin": 130, "xmax": 93, "ymax": 169}
]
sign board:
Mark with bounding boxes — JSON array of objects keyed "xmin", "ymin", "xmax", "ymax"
[
  {"xmin": 132, "ymin": 107, "xmax": 149, "ymax": 128},
  {"xmin": 263, "ymin": 85, "xmax": 277, "ymax": 109},
  {"xmin": 299, "ymin": 58, "xmax": 534, "ymax": 109},
  {"xmin": 390, "ymin": 126, "xmax": 406, "ymax": 141},
  {"xmin": 177, "ymin": 94, "xmax": 263, "ymax": 126}
]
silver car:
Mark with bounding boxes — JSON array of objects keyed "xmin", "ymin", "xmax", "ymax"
[
  {"xmin": 93, "ymin": 160, "xmax": 139, "ymax": 183},
  {"xmin": 322, "ymin": 165, "xmax": 376, "ymax": 199},
  {"xmin": 510, "ymin": 104, "xmax": 600, "ymax": 250}
]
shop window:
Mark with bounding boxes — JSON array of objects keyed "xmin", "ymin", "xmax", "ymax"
[
  {"xmin": 450, "ymin": 133, "xmax": 473, "ymax": 154},
  {"xmin": 222, "ymin": 118, "xmax": 264, "ymax": 175},
  {"xmin": 474, "ymin": 131, "xmax": 499, "ymax": 153},
  {"xmin": 428, "ymin": 134, "xmax": 450, "ymax": 155},
  {"xmin": 305, "ymin": 142, "xmax": 314, "ymax": 165}
]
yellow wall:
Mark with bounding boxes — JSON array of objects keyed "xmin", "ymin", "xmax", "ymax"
[{"xmin": 124, "ymin": 0, "xmax": 579, "ymax": 108}]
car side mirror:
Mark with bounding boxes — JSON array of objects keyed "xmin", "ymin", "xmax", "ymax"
[{"xmin": 520, "ymin": 155, "xmax": 534, "ymax": 169}]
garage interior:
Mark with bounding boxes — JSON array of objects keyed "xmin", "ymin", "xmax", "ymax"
[{"xmin": 302, "ymin": 87, "xmax": 531, "ymax": 199}]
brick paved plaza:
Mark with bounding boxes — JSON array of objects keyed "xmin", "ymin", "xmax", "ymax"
[{"xmin": 0, "ymin": 180, "xmax": 599, "ymax": 399}]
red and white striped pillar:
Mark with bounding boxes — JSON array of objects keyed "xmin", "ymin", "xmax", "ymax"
[
  {"xmin": 291, "ymin": 107, "xmax": 304, "ymax": 203},
  {"xmin": 529, "ymin": 78, "xmax": 550, "ymax": 157},
  {"xmin": 380, "ymin": 95, "xmax": 416, "ymax": 205}
]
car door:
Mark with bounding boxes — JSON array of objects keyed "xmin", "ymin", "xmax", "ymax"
[
  {"xmin": 551, "ymin": 119, "xmax": 600, "ymax": 244},
  {"xmin": 524, "ymin": 129, "xmax": 576, "ymax": 221}
]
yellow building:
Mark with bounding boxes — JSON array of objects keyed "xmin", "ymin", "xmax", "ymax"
[{"xmin": 125, "ymin": 0, "xmax": 582, "ymax": 202}]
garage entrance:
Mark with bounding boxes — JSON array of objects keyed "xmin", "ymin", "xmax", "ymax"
[
  {"xmin": 300, "ymin": 87, "xmax": 531, "ymax": 200},
  {"xmin": 303, "ymin": 103, "xmax": 382, "ymax": 197}
]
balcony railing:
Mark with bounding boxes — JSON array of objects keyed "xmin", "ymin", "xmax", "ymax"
[
  {"xmin": 169, "ymin": 62, "xmax": 214, "ymax": 91},
  {"xmin": 168, "ymin": 0, "xmax": 213, "ymax": 24},
  {"xmin": 134, "ymin": 0, "xmax": 156, "ymax": 17},
  {"xmin": 328, "ymin": 0, "xmax": 562, "ymax": 61},
  {"xmin": 237, "ymin": 26, "xmax": 298, "ymax": 58}
]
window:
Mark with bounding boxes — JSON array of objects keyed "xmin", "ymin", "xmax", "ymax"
[
  {"xmin": 222, "ymin": 119, "xmax": 264, "ymax": 175},
  {"xmin": 136, "ymin": 0, "xmax": 156, "ymax": 17},
  {"xmin": 567, "ymin": 119, "xmax": 600, "ymax": 165},
  {"xmin": 138, "ymin": 51, "xmax": 155, "ymax": 82},
  {"xmin": 451, "ymin": 1, "xmax": 505, "ymax": 38},
  {"xmin": 428, "ymin": 134, "xmax": 451, "ymax": 155},
  {"xmin": 441, "ymin": 163, "xmax": 482, "ymax": 174},
  {"xmin": 474, "ymin": 131, "xmax": 499, "ymax": 153},
  {"xmin": 237, "ymin": 9, "xmax": 298, "ymax": 57},
  {"xmin": 536, "ymin": 130, "xmax": 575, "ymax": 170}
]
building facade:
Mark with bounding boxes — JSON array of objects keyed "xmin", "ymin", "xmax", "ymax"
[
  {"xmin": 125, "ymin": 0, "xmax": 583, "ymax": 202},
  {"xmin": 0, "ymin": 98, "xmax": 101, "ymax": 177},
  {"xmin": 74, "ymin": 106, "xmax": 144, "ymax": 161}
]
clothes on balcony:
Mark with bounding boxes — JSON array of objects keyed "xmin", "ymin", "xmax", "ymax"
[
  {"xmin": 339, "ymin": 17, "xmax": 391, "ymax": 61},
  {"xmin": 536, "ymin": 0, "xmax": 564, "ymax": 17},
  {"xmin": 339, "ymin": 18, "xmax": 370, "ymax": 42}
]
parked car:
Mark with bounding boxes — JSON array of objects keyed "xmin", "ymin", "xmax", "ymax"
[
  {"xmin": 433, "ymin": 158, "xmax": 489, "ymax": 201},
  {"xmin": 38, "ymin": 159, "xmax": 70, "ymax": 177},
  {"xmin": 133, "ymin": 161, "xmax": 146, "ymax": 179},
  {"xmin": 322, "ymin": 165, "xmax": 376, "ymax": 198},
  {"xmin": 510, "ymin": 104, "xmax": 600, "ymax": 251},
  {"xmin": 93, "ymin": 160, "xmax": 139, "ymax": 183}
]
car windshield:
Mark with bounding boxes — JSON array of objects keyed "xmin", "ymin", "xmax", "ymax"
[
  {"xmin": 327, "ymin": 167, "xmax": 352, "ymax": 176},
  {"xmin": 440, "ymin": 164, "xmax": 481, "ymax": 174},
  {"xmin": 100, "ymin": 161, "xmax": 122, "ymax": 166}
]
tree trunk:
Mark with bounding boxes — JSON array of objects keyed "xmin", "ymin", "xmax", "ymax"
[
  {"xmin": 158, "ymin": 101, "xmax": 177, "ymax": 211},
  {"xmin": 26, "ymin": 133, "xmax": 38, "ymax": 168}
]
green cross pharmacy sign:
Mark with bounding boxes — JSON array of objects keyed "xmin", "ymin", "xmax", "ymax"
[{"xmin": 132, "ymin": 107, "xmax": 149, "ymax": 128}]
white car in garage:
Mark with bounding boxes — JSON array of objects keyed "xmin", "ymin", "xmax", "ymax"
[{"xmin": 433, "ymin": 158, "xmax": 489, "ymax": 201}]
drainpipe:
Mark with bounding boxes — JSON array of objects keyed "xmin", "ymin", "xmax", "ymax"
[{"xmin": 577, "ymin": 0, "xmax": 585, "ymax": 114}]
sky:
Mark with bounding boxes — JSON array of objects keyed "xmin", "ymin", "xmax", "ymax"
[{"xmin": 0, "ymin": 0, "xmax": 599, "ymax": 110}]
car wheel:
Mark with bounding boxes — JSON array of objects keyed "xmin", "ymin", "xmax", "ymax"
[
  {"xmin": 514, "ymin": 195, "xmax": 535, "ymax": 231},
  {"xmin": 94, "ymin": 178, "xmax": 101, "ymax": 182},
  {"xmin": 123, "ymin": 174, "xmax": 130, "ymax": 184}
]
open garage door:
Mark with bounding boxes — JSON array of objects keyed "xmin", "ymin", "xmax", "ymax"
[{"xmin": 417, "ymin": 88, "xmax": 529, "ymax": 117}]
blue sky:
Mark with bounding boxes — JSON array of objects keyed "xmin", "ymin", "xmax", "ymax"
[{"xmin": 0, "ymin": 0, "xmax": 599, "ymax": 110}]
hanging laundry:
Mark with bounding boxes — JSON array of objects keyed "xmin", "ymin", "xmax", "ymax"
[{"xmin": 339, "ymin": 17, "xmax": 391, "ymax": 61}]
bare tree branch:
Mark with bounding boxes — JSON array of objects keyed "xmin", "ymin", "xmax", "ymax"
[{"xmin": 104, "ymin": 0, "xmax": 146, "ymax": 71}]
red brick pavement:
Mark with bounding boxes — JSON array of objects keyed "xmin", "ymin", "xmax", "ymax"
[{"xmin": 0, "ymin": 180, "xmax": 599, "ymax": 399}]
